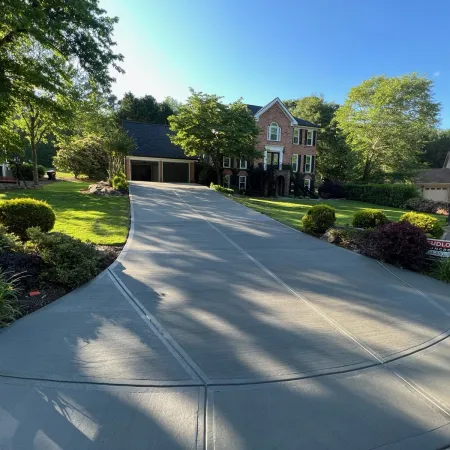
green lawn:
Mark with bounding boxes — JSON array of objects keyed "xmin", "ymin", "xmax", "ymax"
[
  {"xmin": 0, "ymin": 181, "xmax": 129, "ymax": 245},
  {"xmin": 234, "ymin": 197, "xmax": 447, "ymax": 230}
]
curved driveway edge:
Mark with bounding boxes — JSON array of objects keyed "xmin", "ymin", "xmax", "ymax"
[{"xmin": 1, "ymin": 181, "xmax": 450, "ymax": 449}]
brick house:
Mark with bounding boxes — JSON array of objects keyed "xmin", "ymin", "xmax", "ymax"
[{"xmin": 222, "ymin": 98, "xmax": 319, "ymax": 196}]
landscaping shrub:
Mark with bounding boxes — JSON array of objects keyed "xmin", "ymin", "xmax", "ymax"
[
  {"xmin": 11, "ymin": 163, "xmax": 45, "ymax": 181},
  {"xmin": 198, "ymin": 165, "xmax": 217, "ymax": 186},
  {"xmin": 0, "ymin": 270, "xmax": 20, "ymax": 327},
  {"xmin": 210, "ymin": 183, "xmax": 234, "ymax": 195},
  {"xmin": 368, "ymin": 222, "xmax": 429, "ymax": 270},
  {"xmin": 404, "ymin": 198, "xmax": 449, "ymax": 216},
  {"xmin": 322, "ymin": 226, "xmax": 373, "ymax": 253},
  {"xmin": 111, "ymin": 173, "xmax": 128, "ymax": 191},
  {"xmin": 399, "ymin": 211, "xmax": 444, "ymax": 239},
  {"xmin": 0, "ymin": 198, "xmax": 56, "ymax": 239},
  {"xmin": 343, "ymin": 183, "xmax": 419, "ymax": 208},
  {"xmin": 0, "ymin": 225, "xmax": 22, "ymax": 252},
  {"xmin": 301, "ymin": 204, "xmax": 336, "ymax": 234},
  {"xmin": 26, "ymin": 228, "xmax": 101, "ymax": 289},
  {"xmin": 352, "ymin": 209, "xmax": 389, "ymax": 229},
  {"xmin": 318, "ymin": 179, "xmax": 345, "ymax": 199},
  {"xmin": 433, "ymin": 258, "xmax": 450, "ymax": 283}
]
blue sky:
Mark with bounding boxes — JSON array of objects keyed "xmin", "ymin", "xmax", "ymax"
[{"xmin": 100, "ymin": 0, "xmax": 450, "ymax": 128}]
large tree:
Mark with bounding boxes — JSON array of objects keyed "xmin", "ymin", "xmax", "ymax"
[
  {"xmin": 421, "ymin": 129, "xmax": 450, "ymax": 168},
  {"xmin": 169, "ymin": 90, "xmax": 261, "ymax": 183},
  {"xmin": 284, "ymin": 95, "xmax": 355, "ymax": 181},
  {"xmin": 336, "ymin": 74, "xmax": 440, "ymax": 182},
  {"xmin": 0, "ymin": 0, "xmax": 123, "ymax": 123}
]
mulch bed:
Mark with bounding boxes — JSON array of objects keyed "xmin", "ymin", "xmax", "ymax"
[{"xmin": 1, "ymin": 245, "xmax": 123, "ymax": 319}]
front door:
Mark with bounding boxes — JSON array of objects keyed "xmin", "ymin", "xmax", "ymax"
[{"xmin": 267, "ymin": 152, "xmax": 279, "ymax": 167}]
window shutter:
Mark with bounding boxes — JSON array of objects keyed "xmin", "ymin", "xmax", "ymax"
[
  {"xmin": 313, "ymin": 131, "xmax": 317, "ymax": 146},
  {"xmin": 304, "ymin": 130, "xmax": 308, "ymax": 145},
  {"xmin": 303, "ymin": 155, "xmax": 306, "ymax": 172},
  {"xmin": 299, "ymin": 130, "xmax": 303, "ymax": 145},
  {"xmin": 311, "ymin": 156, "xmax": 315, "ymax": 173}
]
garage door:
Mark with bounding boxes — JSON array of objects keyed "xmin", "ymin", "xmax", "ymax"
[
  {"xmin": 131, "ymin": 161, "xmax": 158, "ymax": 181},
  {"xmin": 163, "ymin": 162, "xmax": 189, "ymax": 183},
  {"xmin": 423, "ymin": 187, "xmax": 449, "ymax": 202}
]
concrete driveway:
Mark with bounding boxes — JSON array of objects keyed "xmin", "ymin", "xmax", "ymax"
[{"xmin": 1, "ymin": 182, "xmax": 450, "ymax": 449}]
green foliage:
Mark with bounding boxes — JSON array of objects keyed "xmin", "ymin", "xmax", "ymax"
[
  {"xmin": 11, "ymin": 163, "xmax": 45, "ymax": 181},
  {"xmin": 336, "ymin": 74, "xmax": 440, "ymax": 182},
  {"xmin": 421, "ymin": 129, "xmax": 450, "ymax": 168},
  {"xmin": 198, "ymin": 165, "xmax": 216, "ymax": 186},
  {"xmin": 169, "ymin": 89, "xmax": 261, "ymax": 183},
  {"xmin": 399, "ymin": 211, "xmax": 444, "ymax": 238},
  {"xmin": 111, "ymin": 173, "xmax": 128, "ymax": 191},
  {"xmin": 117, "ymin": 92, "xmax": 175, "ymax": 124},
  {"xmin": 369, "ymin": 222, "xmax": 429, "ymax": 270},
  {"xmin": 210, "ymin": 183, "xmax": 234, "ymax": 195},
  {"xmin": 301, "ymin": 204, "xmax": 336, "ymax": 234},
  {"xmin": 433, "ymin": 258, "xmax": 450, "ymax": 283},
  {"xmin": 352, "ymin": 209, "xmax": 389, "ymax": 228},
  {"xmin": 0, "ymin": 120, "xmax": 26, "ymax": 162},
  {"xmin": 404, "ymin": 197, "xmax": 449, "ymax": 216},
  {"xmin": 104, "ymin": 127, "xmax": 136, "ymax": 178},
  {"xmin": 284, "ymin": 95, "xmax": 355, "ymax": 181},
  {"xmin": 0, "ymin": 271, "xmax": 20, "ymax": 327},
  {"xmin": 0, "ymin": 225, "xmax": 22, "ymax": 252},
  {"xmin": 343, "ymin": 183, "xmax": 419, "ymax": 208},
  {"xmin": 53, "ymin": 135, "xmax": 108, "ymax": 179},
  {"xmin": 26, "ymin": 227, "xmax": 100, "ymax": 289},
  {"xmin": 0, "ymin": 198, "xmax": 56, "ymax": 238}
]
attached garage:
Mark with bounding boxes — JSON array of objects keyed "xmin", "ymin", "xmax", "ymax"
[
  {"xmin": 416, "ymin": 160, "xmax": 450, "ymax": 203},
  {"xmin": 123, "ymin": 120, "xmax": 196, "ymax": 183}
]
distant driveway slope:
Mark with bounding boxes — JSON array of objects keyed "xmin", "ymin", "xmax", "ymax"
[{"xmin": 1, "ymin": 181, "xmax": 450, "ymax": 449}]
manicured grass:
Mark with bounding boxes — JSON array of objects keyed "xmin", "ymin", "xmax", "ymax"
[
  {"xmin": 234, "ymin": 197, "xmax": 447, "ymax": 230},
  {"xmin": 0, "ymin": 181, "xmax": 129, "ymax": 245}
]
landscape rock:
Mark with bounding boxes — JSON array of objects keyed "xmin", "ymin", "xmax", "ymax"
[{"xmin": 83, "ymin": 182, "xmax": 125, "ymax": 196}]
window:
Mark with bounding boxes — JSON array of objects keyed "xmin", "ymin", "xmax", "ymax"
[
  {"xmin": 293, "ymin": 128, "xmax": 300, "ymax": 145},
  {"xmin": 306, "ymin": 130, "xmax": 314, "ymax": 146},
  {"xmin": 239, "ymin": 158, "xmax": 247, "ymax": 169},
  {"xmin": 239, "ymin": 176, "xmax": 247, "ymax": 191},
  {"xmin": 223, "ymin": 156, "xmax": 231, "ymax": 168},
  {"xmin": 268, "ymin": 122, "xmax": 281, "ymax": 141},
  {"xmin": 266, "ymin": 151, "xmax": 279, "ymax": 167},
  {"xmin": 292, "ymin": 154, "xmax": 299, "ymax": 172},
  {"xmin": 304, "ymin": 178, "xmax": 311, "ymax": 190},
  {"xmin": 223, "ymin": 174, "xmax": 231, "ymax": 188},
  {"xmin": 304, "ymin": 155, "xmax": 312, "ymax": 173}
]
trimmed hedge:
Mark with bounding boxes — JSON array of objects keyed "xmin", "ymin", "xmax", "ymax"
[
  {"xmin": 352, "ymin": 209, "xmax": 389, "ymax": 229},
  {"xmin": 11, "ymin": 163, "xmax": 45, "ymax": 181},
  {"xmin": 343, "ymin": 183, "xmax": 419, "ymax": 208},
  {"xmin": 368, "ymin": 222, "xmax": 429, "ymax": 270},
  {"xmin": 399, "ymin": 211, "xmax": 444, "ymax": 239},
  {"xmin": 0, "ymin": 198, "xmax": 56, "ymax": 239},
  {"xmin": 404, "ymin": 198, "xmax": 449, "ymax": 216},
  {"xmin": 318, "ymin": 180, "xmax": 345, "ymax": 199},
  {"xmin": 301, "ymin": 204, "xmax": 336, "ymax": 234}
]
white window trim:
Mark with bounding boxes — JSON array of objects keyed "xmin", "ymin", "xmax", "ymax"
[
  {"xmin": 267, "ymin": 122, "xmax": 281, "ymax": 141},
  {"xmin": 292, "ymin": 154, "xmax": 299, "ymax": 172},
  {"xmin": 264, "ymin": 146, "xmax": 283, "ymax": 170},
  {"xmin": 293, "ymin": 128, "xmax": 300, "ymax": 145},
  {"xmin": 306, "ymin": 130, "xmax": 314, "ymax": 146},
  {"xmin": 223, "ymin": 156, "xmax": 231, "ymax": 168},
  {"xmin": 239, "ymin": 158, "xmax": 247, "ymax": 169},
  {"xmin": 239, "ymin": 175, "xmax": 247, "ymax": 191},
  {"xmin": 304, "ymin": 155, "xmax": 312, "ymax": 173},
  {"xmin": 304, "ymin": 178, "xmax": 311, "ymax": 190},
  {"xmin": 223, "ymin": 174, "xmax": 231, "ymax": 188}
]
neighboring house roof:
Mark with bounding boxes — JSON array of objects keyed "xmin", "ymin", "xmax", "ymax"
[
  {"xmin": 123, "ymin": 120, "xmax": 194, "ymax": 159},
  {"xmin": 416, "ymin": 168, "xmax": 450, "ymax": 184},
  {"xmin": 246, "ymin": 98, "xmax": 320, "ymax": 128}
]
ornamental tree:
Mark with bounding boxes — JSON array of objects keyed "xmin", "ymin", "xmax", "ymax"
[{"xmin": 169, "ymin": 90, "xmax": 261, "ymax": 184}]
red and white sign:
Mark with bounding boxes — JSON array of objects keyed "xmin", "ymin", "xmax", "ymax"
[{"xmin": 427, "ymin": 239, "xmax": 450, "ymax": 258}]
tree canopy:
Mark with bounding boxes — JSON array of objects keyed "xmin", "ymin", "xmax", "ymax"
[
  {"xmin": 421, "ymin": 129, "xmax": 450, "ymax": 168},
  {"xmin": 335, "ymin": 74, "xmax": 440, "ymax": 182},
  {"xmin": 168, "ymin": 90, "xmax": 260, "ymax": 183}
]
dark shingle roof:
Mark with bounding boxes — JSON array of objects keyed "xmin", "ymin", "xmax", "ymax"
[
  {"xmin": 416, "ymin": 168, "xmax": 450, "ymax": 184},
  {"xmin": 245, "ymin": 104, "xmax": 319, "ymax": 128},
  {"xmin": 123, "ymin": 120, "xmax": 193, "ymax": 159}
]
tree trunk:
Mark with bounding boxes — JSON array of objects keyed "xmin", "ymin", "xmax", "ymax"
[
  {"xmin": 30, "ymin": 118, "xmax": 39, "ymax": 186},
  {"xmin": 361, "ymin": 157, "xmax": 371, "ymax": 183}
]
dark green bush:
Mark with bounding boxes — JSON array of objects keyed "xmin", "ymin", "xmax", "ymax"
[
  {"xmin": 198, "ymin": 165, "xmax": 217, "ymax": 186},
  {"xmin": 368, "ymin": 222, "xmax": 429, "ymax": 270},
  {"xmin": 352, "ymin": 209, "xmax": 389, "ymax": 229},
  {"xmin": 0, "ymin": 270, "xmax": 20, "ymax": 327},
  {"xmin": 318, "ymin": 179, "xmax": 345, "ymax": 199},
  {"xmin": 404, "ymin": 197, "xmax": 449, "ymax": 216},
  {"xmin": 433, "ymin": 258, "xmax": 450, "ymax": 283},
  {"xmin": 301, "ymin": 204, "xmax": 336, "ymax": 234},
  {"xmin": 0, "ymin": 225, "xmax": 22, "ymax": 252},
  {"xmin": 26, "ymin": 228, "xmax": 101, "ymax": 289},
  {"xmin": 0, "ymin": 198, "xmax": 56, "ymax": 239},
  {"xmin": 343, "ymin": 183, "xmax": 419, "ymax": 208},
  {"xmin": 210, "ymin": 183, "xmax": 234, "ymax": 195},
  {"xmin": 11, "ymin": 163, "xmax": 45, "ymax": 181},
  {"xmin": 399, "ymin": 212, "xmax": 444, "ymax": 239}
]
